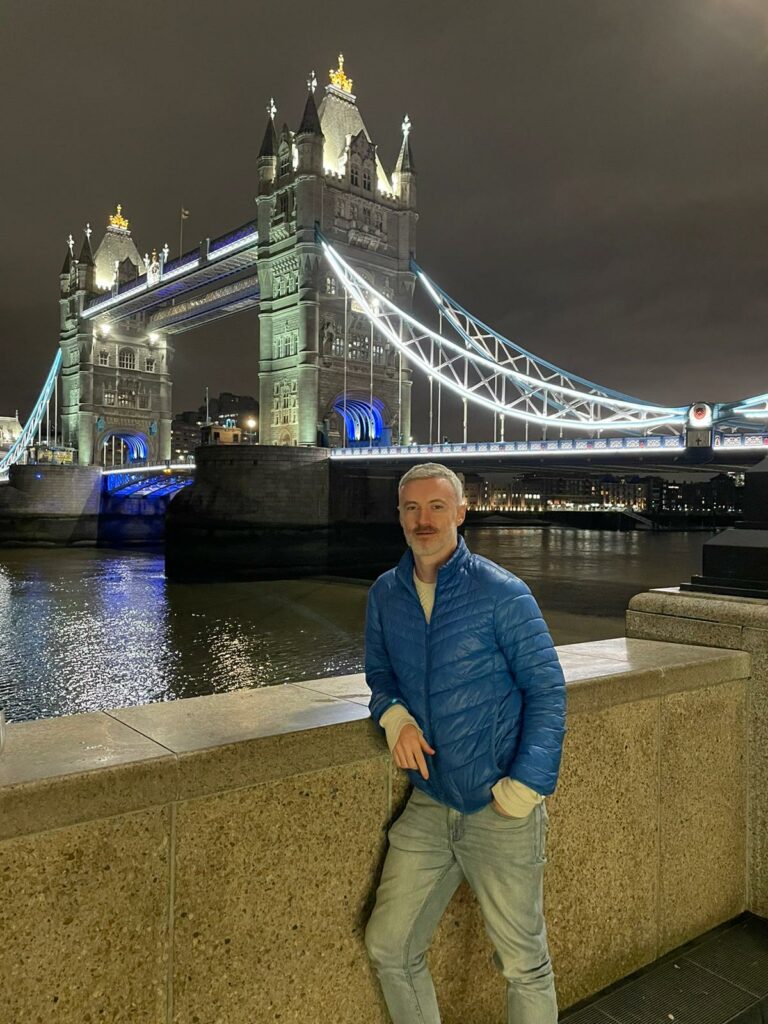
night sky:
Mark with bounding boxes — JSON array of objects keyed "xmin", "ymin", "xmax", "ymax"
[{"xmin": 1, "ymin": 1, "xmax": 767, "ymax": 440}]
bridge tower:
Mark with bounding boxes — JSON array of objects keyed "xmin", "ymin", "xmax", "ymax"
[
  {"xmin": 255, "ymin": 56, "xmax": 417, "ymax": 447},
  {"xmin": 59, "ymin": 207, "xmax": 173, "ymax": 466}
]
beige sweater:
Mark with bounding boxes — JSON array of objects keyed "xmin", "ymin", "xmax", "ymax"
[{"xmin": 378, "ymin": 571, "xmax": 544, "ymax": 818}]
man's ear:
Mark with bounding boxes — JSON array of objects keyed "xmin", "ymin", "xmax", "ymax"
[{"xmin": 457, "ymin": 504, "xmax": 467, "ymax": 525}]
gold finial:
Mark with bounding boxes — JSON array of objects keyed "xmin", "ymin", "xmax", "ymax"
[
  {"xmin": 329, "ymin": 53, "xmax": 353, "ymax": 94},
  {"xmin": 108, "ymin": 203, "xmax": 130, "ymax": 231}
]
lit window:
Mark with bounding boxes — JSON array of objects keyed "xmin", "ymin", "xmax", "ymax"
[
  {"xmin": 118, "ymin": 349, "xmax": 135, "ymax": 370},
  {"xmin": 325, "ymin": 275, "xmax": 337, "ymax": 295},
  {"xmin": 104, "ymin": 392, "xmax": 115, "ymax": 406},
  {"xmin": 279, "ymin": 149, "xmax": 291, "ymax": 176},
  {"xmin": 145, "ymin": 358, "xmax": 155, "ymax": 373},
  {"xmin": 99, "ymin": 351, "xmax": 109, "ymax": 366}
]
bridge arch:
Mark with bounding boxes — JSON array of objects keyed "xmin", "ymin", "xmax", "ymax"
[
  {"xmin": 326, "ymin": 393, "xmax": 391, "ymax": 447},
  {"xmin": 98, "ymin": 429, "xmax": 149, "ymax": 467}
]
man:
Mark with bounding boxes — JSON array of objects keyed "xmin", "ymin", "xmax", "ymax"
[{"xmin": 364, "ymin": 463, "xmax": 566, "ymax": 1024}]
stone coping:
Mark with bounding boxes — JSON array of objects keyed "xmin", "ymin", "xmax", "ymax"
[
  {"xmin": 630, "ymin": 586, "xmax": 768, "ymax": 627},
  {"xmin": 0, "ymin": 638, "xmax": 750, "ymax": 841}
]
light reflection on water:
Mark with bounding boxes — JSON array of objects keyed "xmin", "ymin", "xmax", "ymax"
[{"xmin": 0, "ymin": 528, "xmax": 708, "ymax": 723}]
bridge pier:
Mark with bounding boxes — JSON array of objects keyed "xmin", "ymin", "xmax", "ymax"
[
  {"xmin": 164, "ymin": 445, "xmax": 405, "ymax": 581},
  {"xmin": 0, "ymin": 464, "xmax": 102, "ymax": 545}
]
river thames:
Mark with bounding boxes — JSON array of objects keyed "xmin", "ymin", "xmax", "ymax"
[{"xmin": 0, "ymin": 527, "xmax": 708, "ymax": 723}]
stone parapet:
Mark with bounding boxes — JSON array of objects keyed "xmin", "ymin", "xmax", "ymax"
[
  {"xmin": 0, "ymin": 639, "xmax": 751, "ymax": 1022},
  {"xmin": 627, "ymin": 587, "xmax": 768, "ymax": 918}
]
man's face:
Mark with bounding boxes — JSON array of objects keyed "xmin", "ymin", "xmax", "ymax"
[{"xmin": 398, "ymin": 476, "xmax": 467, "ymax": 562}]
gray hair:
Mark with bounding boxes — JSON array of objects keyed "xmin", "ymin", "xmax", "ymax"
[{"xmin": 398, "ymin": 463, "xmax": 465, "ymax": 504}]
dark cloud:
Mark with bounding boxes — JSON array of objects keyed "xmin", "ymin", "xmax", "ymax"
[{"xmin": 1, "ymin": 0, "xmax": 767, "ymax": 436}]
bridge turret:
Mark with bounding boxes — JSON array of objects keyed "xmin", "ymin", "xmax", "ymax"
[
  {"xmin": 76, "ymin": 226, "xmax": 96, "ymax": 295},
  {"xmin": 392, "ymin": 114, "xmax": 417, "ymax": 211},
  {"xmin": 256, "ymin": 100, "xmax": 278, "ymax": 194},
  {"xmin": 60, "ymin": 236, "xmax": 75, "ymax": 297},
  {"xmin": 295, "ymin": 73, "xmax": 324, "ymax": 177}
]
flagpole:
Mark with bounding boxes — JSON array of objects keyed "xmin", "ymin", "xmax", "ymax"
[{"xmin": 179, "ymin": 206, "xmax": 184, "ymax": 259}]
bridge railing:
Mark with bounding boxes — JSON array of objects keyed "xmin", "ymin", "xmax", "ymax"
[
  {"xmin": 330, "ymin": 433, "xmax": 768, "ymax": 459},
  {"xmin": 330, "ymin": 436, "xmax": 687, "ymax": 459}
]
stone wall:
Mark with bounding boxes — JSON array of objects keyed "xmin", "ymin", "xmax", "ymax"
[
  {"xmin": 0, "ymin": 464, "xmax": 102, "ymax": 545},
  {"xmin": 0, "ymin": 638, "xmax": 751, "ymax": 1023},
  {"xmin": 627, "ymin": 587, "xmax": 768, "ymax": 916}
]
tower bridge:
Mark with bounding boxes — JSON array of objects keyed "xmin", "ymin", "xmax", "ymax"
[{"xmin": 3, "ymin": 53, "xmax": 768, "ymax": 485}]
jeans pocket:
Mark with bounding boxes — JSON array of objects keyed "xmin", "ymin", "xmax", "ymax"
[{"xmin": 487, "ymin": 802, "xmax": 531, "ymax": 825}]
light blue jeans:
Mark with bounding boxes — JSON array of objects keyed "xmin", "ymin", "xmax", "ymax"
[{"xmin": 365, "ymin": 786, "xmax": 557, "ymax": 1023}]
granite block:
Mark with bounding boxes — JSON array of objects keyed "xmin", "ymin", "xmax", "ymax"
[
  {"xmin": 109, "ymin": 684, "xmax": 378, "ymax": 800},
  {"xmin": 630, "ymin": 589, "xmax": 768, "ymax": 627},
  {"xmin": 0, "ymin": 711, "xmax": 177, "ymax": 840},
  {"xmin": 741, "ymin": 647, "xmax": 768, "ymax": 916},
  {"xmin": 741, "ymin": 627, "xmax": 768, "ymax": 655},
  {"xmin": 564, "ymin": 636, "xmax": 742, "ymax": 667},
  {"xmin": 545, "ymin": 698, "xmax": 660, "ymax": 1008},
  {"xmin": 388, "ymin": 757, "xmax": 412, "ymax": 823},
  {"xmin": 0, "ymin": 806, "xmax": 170, "ymax": 1023},
  {"xmin": 559, "ymin": 651, "xmax": 661, "ymax": 686},
  {"xmin": 292, "ymin": 671, "xmax": 370, "ymax": 706},
  {"xmin": 109, "ymin": 682, "xmax": 370, "ymax": 751},
  {"xmin": 172, "ymin": 758, "xmax": 390, "ymax": 1024},
  {"xmin": 658, "ymin": 680, "xmax": 747, "ymax": 953},
  {"xmin": 626, "ymin": 609, "xmax": 744, "ymax": 649},
  {"xmin": 562, "ymin": 643, "xmax": 749, "ymax": 714}
]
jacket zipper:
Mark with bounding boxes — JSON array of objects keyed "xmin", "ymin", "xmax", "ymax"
[{"xmin": 423, "ymin": 573, "xmax": 444, "ymax": 804}]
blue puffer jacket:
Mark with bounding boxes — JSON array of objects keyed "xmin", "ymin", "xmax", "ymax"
[{"xmin": 366, "ymin": 536, "xmax": 567, "ymax": 814}]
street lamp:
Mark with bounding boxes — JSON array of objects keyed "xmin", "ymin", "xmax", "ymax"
[{"xmin": 245, "ymin": 417, "xmax": 257, "ymax": 444}]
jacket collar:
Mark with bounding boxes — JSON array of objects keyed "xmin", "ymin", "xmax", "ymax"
[{"xmin": 395, "ymin": 533, "xmax": 470, "ymax": 592}]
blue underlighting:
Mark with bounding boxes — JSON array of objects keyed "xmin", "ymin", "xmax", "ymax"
[
  {"xmin": 333, "ymin": 397, "xmax": 385, "ymax": 445},
  {"xmin": 102, "ymin": 431, "xmax": 148, "ymax": 463}
]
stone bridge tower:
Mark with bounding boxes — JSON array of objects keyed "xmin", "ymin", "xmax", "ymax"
[
  {"xmin": 255, "ymin": 56, "xmax": 418, "ymax": 447},
  {"xmin": 59, "ymin": 207, "xmax": 173, "ymax": 466}
]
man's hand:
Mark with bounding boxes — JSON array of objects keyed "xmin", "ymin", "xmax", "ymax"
[{"xmin": 393, "ymin": 724, "xmax": 436, "ymax": 780}]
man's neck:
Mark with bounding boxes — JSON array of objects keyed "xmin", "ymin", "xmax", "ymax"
[{"xmin": 413, "ymin": 542, "xmax": 458, "ymax": 584}]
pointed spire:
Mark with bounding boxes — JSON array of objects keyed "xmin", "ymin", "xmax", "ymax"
[
  {"xmin": 395, "ymin": 114, "xmax": 416, "ymax": 174},
  {"xmin": 297, "ymin": 80, "xmax": 322, "ymax": 136},
  {"xmin": 61, "ymin": 235, "xmax": 74, "ymax": 275},
  {"xmin": 258, "ymin": 116, "xmax": 277, "ymax": 157},
  {"xmin": 78, "ymin": 226, "xmax": 95, "ymax": 266}
]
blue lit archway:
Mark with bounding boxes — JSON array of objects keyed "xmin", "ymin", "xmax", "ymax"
[
  {"xmin": 332, "ymin": 397, "xmax": 386, "ymax": 446},
  {"xmin": 99, "ymin": 430, "xmax": 149, "ymax": 467}
]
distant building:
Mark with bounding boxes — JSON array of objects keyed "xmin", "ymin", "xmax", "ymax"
[
  {"xmin": 464, "ymin": 471, "xmax": 742, "ymax": 515},
  {"xmin": 0, "ymin": 414, "xmax": 22, "ymax": 454},
  {"xmin": 170, "ymin": 421, "xmax": 202, "ymax": 462},
  {"xmin": 171, "ymin": 393, "xmax": 259, "ymax": 460},
  {"xmin": 201, "ymin": 423, "xmax": 242, "ymax": 445}
]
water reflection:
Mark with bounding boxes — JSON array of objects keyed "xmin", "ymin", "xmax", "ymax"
[{"xmin": 0, "ymin": 528, "xmax": 708, "ymax": 723}]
